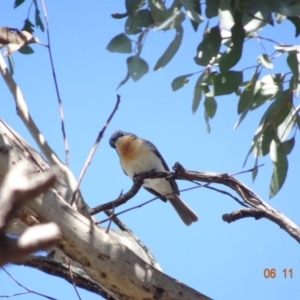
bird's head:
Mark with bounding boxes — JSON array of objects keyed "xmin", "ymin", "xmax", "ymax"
[{"xmin": 109, "ymin": 130, "xmax": 136, "ymax": 149}]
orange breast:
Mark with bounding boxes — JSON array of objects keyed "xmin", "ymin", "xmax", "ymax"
[{"xmin": 115, "ymin": 135, "xmax": 142, "ymax": 162}]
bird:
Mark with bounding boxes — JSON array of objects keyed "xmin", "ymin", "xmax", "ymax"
[{"xmin": 109, "ymin": 130, "xmax": 198, "ymax": 226}]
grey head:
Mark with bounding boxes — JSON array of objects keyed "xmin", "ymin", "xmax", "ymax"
[{"xmin": 109, "ymin": 130, "xmax": 136, "ymax": 148}]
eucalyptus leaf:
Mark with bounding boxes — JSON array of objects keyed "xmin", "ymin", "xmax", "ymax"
[
  {"xmin": 204, "ymin": 111, "xmax": 211, "ymax": 133},
  {"xmin": 204, "ymin": 95, "xmax": 217, "ymax": 118},
  {"xmin": 18, "ymin": 44, "xmax": 34, "ymax": 54},
  {"xmin": 265, "ymin": 0, "xmax": 300, "ymax": 17},
  {"xmin": 218, "ymin": 0, "xmax": 234, "ymax": 30},
  {"xmin": 106, "ymin": 33, "xmax": 132, "ymax": 54},
  {"xmin": 171, "ymin": 73, "xmax": 194, "ymax": 91},
  {"xmin": 243, "ymin": 2, "xmax": 271, "ymax": 32},
  {"xmin": 125, "ymin": 9, "xmax": 154, "ymax": 35},
  {"xmin": 154, "ymin": 25, "xmax": 183, "ymax": 71},
  {"xmin": 125, "ymin": 0, "xmax": 145, "ymax": 17},
  {"xmin": 155, "ymin": 9, "xmax": 185, "ymax": 31},
  {"xmin": 287, "ymin": 16, "xmax": 300, "ymax": 37},
  {"xmin": 14, "ymin": 0, "xmax": 25, "ymax": 8},
  {"xmin": 235, "ymin": 71, "xmax": 260, "ymax": 130},
  {"xmin": 205, "ymin": 0, "xmax": 219, "ymax": 18},
  {"xmin": 281, "ymin": 137, "xmax": 295, "ymax": 155},
  {"xmin": 35, "ymin": 8, "xmax": 44, "ymax": 31},
  {"xmin": 269, "ymin": 137, "xmax": 288, "ymax": 198},
  {"xmin": 179, "ymin": 0, "xmax": 203, "ymax": 24},
  {"xmin": 287, "ymin": 51, "xmax": 300, "ymax": 96},
  {"xmin": 219, "ymin": 47, "xmax": 242, "ymax": 73},
  {"xmin": 194, "ymin": 25, "xmax": 221, "ymax": 66},
  {"xmin": 212, "ymin": 71, "xmax": 243, "ymax": 96},
  {"xmin": 257, "ymin": 54, "xmax": 273, "ymax": 70},
  {"xmin": 126, "ymin": 56, "xmax": 149, "ymax": 81},
  {"xmin": 192, "ymin": 72, "xmax": 206, "ymax": 113}
]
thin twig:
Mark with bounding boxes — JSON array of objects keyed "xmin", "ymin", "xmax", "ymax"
[
  {"xmin": 67, "ymin": 259, "xmax": 82, "ymax": 300},
  {"xmin": 14, "ymin": 256, "xmax": 109, "ymax": 298},
  {"xmin": 229, "ymin": 164, "xmax": 264, "ymax": 177},
  {"xmin": 96, "ymin": 197, "xmax": 158, "ymax": 225},
  {"xmin": 70, "ymin": 95, "xmax": 121, "ymax": 206},
  {"xmin": 1, "ymin": 267, "xmax": 58, "ymax": 300},
  {"xmin": 40, "ymin": 0, "xmax": 69, "ymax": 166}
]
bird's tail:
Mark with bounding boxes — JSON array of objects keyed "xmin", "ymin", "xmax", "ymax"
[{"xmin": 167, "ymin": 194, "xmax": 198, "ymax": 226}]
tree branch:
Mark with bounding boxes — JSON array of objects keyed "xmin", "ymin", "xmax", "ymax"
[
  {"xmin": 0, "ymin": 55, "xmax": 90, "ymax": 219},
  {"xmin": 0, "ymin": 161, "xmax": 61, "ymax": 267},
  {"xmin": 14, "ymin": 255, "xmax": 110, "ymax": 299}
]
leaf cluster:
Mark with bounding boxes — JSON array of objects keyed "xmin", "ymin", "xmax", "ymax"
[{"xmin": 107, "ymin": 0, "xmax": 300, "ymax": 197}]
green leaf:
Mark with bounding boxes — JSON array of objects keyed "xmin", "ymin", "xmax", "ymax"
[
  {"xmin": 231, "ymin": 13, "xmax": 245, "ymax": 49},
  {"xmin": 14, "ymin": 0, "xmax": 25, "ymax": 8},
  {"xmin": 251, "ymin": 73, "xmax": 285, "ymax": 110},
  {"xmin": 275, "ymin": 13, "xmax": 286, "ymax": 24},
  {"xmin": 287, "ymin": 16, "xmax": 300, "ymax": 37},
  {"xmin": 276, "ymin": 104, "xmax": 296, "ymax": 141},
  {"xmin": 22, "ymin": 19, "xmax": 35, "ymax": 34},
  {"xmin": 269, "ymin": 138, "xmax": 288, "ymax": 198},
  {"xmin": 219, "ymin": 15, "xmax": 245, "ymax": 73},
  {"xmin": 297, "ymin": 114, "xmax": 300, "ymax": 129},
  {"xmin": 243, "ymin": 2, "xmax": 271, "ymax": 32},
  {"xmin": 235, "ymin": 71, "xmax": 260, "ymax": 129},
  {"xmin": 238, "ymin": 73, "xmax": 260, "ymax": 114},
  {"xmin": 111, "ymin": 12, "xmax": 129, "ymax": 19},
  {"xmin": 218, "ymin": 0, "xmax": 234, "ymax": 30},
  {"xmin": 192, "ymin": 72, "xmax": 206, "ymax": 113},
  {"xmin": 212, "ymin": 71, "xmax": 243, "ymax": 96},
  {"xmin": 253, "ymin": 126, "xmax": 276, "ymax": 158},
  {"xmin": 179, "ymin": 0, "xmax": 203, "ymax": 31},
  {"xmin": 18, "ymin": 45, "xmax": 34, "ymax": 54},
  {"xmin": 126, "ymin": 0, "xmax": 145, "ymax": 17},
  {"xmin": 252, "ymin": 158, "xmax": 258, "ymax": 181},
  {"xmin": 148, "ymin": 0, "xmax": 168, "ymax": 23},
  {"xmin": 219, "ymin": 47, "xmax": 242, "ymax": 73},
  {"xmin": 155, "ymin": 9, "xmax": 185, "ymax": 31},
  {"xmin": 287, "ymin": 51, "xmax": 300, "ymax": 96},
  {"xmin": 116, "ymin": 71, "xmax": 130, "ymax": 90},
  {"xmin": 154, "ymin": 25, "xmax": 183, "ymax": 71},
  {"xmin": 204, "ymin": 95, "xmax": 217, "ymax": 118},
  {"xmin": 263, "ymin": 89, "xmax": 292, "ymax": 126},
  {"xmin": 126, "ymin": 56, "xmax": 149, "ymax": 81},
  {"xmin": 204, "ymin": 111, "xmax": 211, "ymax": 133},
  {"xmin": 205, "ymin": 0, "xmax": 219, "ymax": 18},
  {"xmin": 194, "ymin": 25, "xmax": 221, "ymax": 66},
  {"xmin": 7, "ymin": 54, "xmax": 15, "ymax": 76},
  {"xmin": 257, "ymin": 54, "xmax": 273, "ymax": 69},
  {"xmin": 171, "ymin": 73, "xmax": 194, "ymax": 91},
  {"xmin": 281, "ymin": 137, "xmax": 295, "ymax": 155},
  {"xmin": 35, "ymin": 8, "xmax": 45, "ymax": 32},
  {"xmin": 125, "ymin": 9, "xmax": 154, "ymax": 35},
  {"xmin": 106, "ymin": 33, "xmax": 132, "ymax": 53},
  {"xmin": 266, "ymin": 0, "xmax": 300, "ymax": 17}
]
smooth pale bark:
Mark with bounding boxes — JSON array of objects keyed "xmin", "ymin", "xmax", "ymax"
[{"xmin": 0, "ymin": 121, "xmax": 211, "ymax": 300}]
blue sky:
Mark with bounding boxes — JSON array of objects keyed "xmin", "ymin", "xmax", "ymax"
[{"xmin": 0, "ymin": 1, "xmax": 300, "ymax": 299}]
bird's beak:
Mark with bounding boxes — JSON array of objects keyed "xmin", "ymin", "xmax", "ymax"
[{"xmin": 109, "ymin": 137, "xmax": 117, "ymax": 148}]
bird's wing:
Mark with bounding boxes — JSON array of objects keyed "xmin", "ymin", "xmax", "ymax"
[
  {"xmin": 143, "ymin": 139, "xmax": 180, "ymax": 195},
  {"xmin": 144, "ymin": 187, "xmax": 168, "ymax": 202}
]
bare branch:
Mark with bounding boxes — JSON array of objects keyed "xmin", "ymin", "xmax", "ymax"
[
  {"xmin": 70, "ymin": 95, "xmax": 121, "ymax": 206},
  {"xmin": 14, "ymin": 255, "xmax": 113, "ymax": 299},
  {"xmin": 39, "ymin": 0, "xmax": 69, "ymax": 166},
  {"xmin": 0, "ymin": 54, "xmax": 91, "ymax": 219},
  {"xmin": 0, "ymin": 161, "xmax": 61, "ymax": 266},
  {"xmin": 1, "ymin": 267, "xmax": 58, "ymax": 300},
  {"xmin": 92, "ymin": 162, "xmax": 300, "ymax": 244},
  {"xmin": 173, "ymin": 162, "xmax": 300, "ymax": 244}
]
